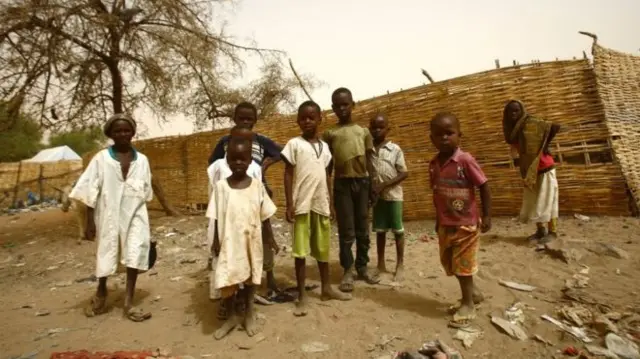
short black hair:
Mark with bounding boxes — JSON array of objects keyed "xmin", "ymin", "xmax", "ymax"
[
  {"xmin": 331, "ymin": 87, "xmax": 353, "ymax": 101},
  {"xmin": 298, "ymin": 100, "xmax": 321, "ymax": 114},
  {"xmin": 229, "ymin": 125, "xmax": 254, "ymax": 142},
  {"xmin": 234, "ymin": 101, "xmax": 258, "ymax": 119},
  {"xmin": 430, "ymin": 111, "xmax": 460, "ymax": 129}
]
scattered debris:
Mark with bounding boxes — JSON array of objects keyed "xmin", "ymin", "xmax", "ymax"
[
  {"xmin": 505, "ymin": 302, "xmax": 526, "ymax": 324},
  {"xmin": 533, "ymin": 334, "xmax": 554, "ymax": 346},
  {"xmin": 559, "ymin": 304, "xmax": 592, "ymax": 327},
  {"xmin": 563, "ymin": 346, "xmax": 580, "ymax": 356},
  {"xmin": 301, "ymin": 342, "xmax": 330, "ymax": 353},
  {"xmin": 605, "ymin": 333, "xmax": 640, "ymax": 359},
  {"xmin": 75, "ymin": 275, "xmax": 96, "ymax": 283},
  {"xmin": 574, "ymin": 214, "xmax": 590, "ymax": 222},
  {"xmin": 585, "ymin": 345, "xmax": 620, "ymax": 359},
  {"xmin": 544, "ymin": 240, "xmax": 584, "ymax": 263},
  {"xmin": 170, "ymin": 276, "xmax": 182, "ymax": 282},
  {"xmin": 599, "ymin": 243, "xmax": 630, "ymax": 260},
  {"xmin": 499, "ymin": 280, "xmax": 536, "ymax": 292},
  {"xmin": 563, "ymin": 288, "xmax": 599, "ymax": 305},
  {"xmin": 179, "ymin": 258, "xmax": 197, "ymax": 264},
  {"xmin": 453, "ymin": 326, "xmax": 483, "ymax": 348},
  {"xmin": 541, "ymin": 314, "xmax": 592, "ymax": 343},
  {"xmin": 579, "ymin": 265, "xmax": 590, "ymax": 275},
  {"xmin": 150, "ymin": 295, "xmax": 162, "ymax": 303},
  {"xmin": 491, "ymin": 316, "xmax": 528, "ymax": 341},
  {"xmin": 594, "ymin": 314, "xmax": 619, "ymax": 334},
  {"xmin": 565, "ymin": 274, "xmax": 590, "ymax": 289}
]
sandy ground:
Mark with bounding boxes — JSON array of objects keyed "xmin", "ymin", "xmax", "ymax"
[{"xmin": 1, "ymin": 209, "xmax": 639, "ymax": 359}]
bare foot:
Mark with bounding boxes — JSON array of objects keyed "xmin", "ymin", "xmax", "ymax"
[
  {"xmin": 214, "ymin": 315, "xmax": 240, "ymax": 340},
  {"xmin": 449, "ymin": 304, "xmax": 476, "ymax": 328},
  {"xmin": 294, "ymin": 296, "xmax": 309, "ymax": 317},
  {"xmin": 244, "ymin": 310, "xmax": 260, "ymax": 337},
  {"xmin": 321, "ymin": 286, "xmax": 352, "ymax": 301},
  {"xmin": 394, "ymin": 264, "xmax": 404, "ymax": 282}
]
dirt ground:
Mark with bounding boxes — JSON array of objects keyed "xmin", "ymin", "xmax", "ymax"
[{"xmin": 1, "ymin": 209, "xmax": 639, "ymax": 359}]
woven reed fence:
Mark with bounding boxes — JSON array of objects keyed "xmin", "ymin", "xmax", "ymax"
[
  {"xmin": 0, "ymin": 160, "xmax": 83, "ymax": 204},
  {"xmin": 82, "ymin": 53, "xmax": 634, "ymax": 219},
  {"xmin": 591, "ymin": 43, "xmax": 640, "ymax": 212}
]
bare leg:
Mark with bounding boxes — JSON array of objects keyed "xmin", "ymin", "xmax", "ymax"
[
  {"xmin": 294, "ymin": 258, "xmax": 308, "ymax": 316},
  {"xmin": 376, "ymin": 232, "xmax": 387, "ymax": 273},
  {"xmin": 319, "ymin": 261, "xmax": 352, "ymax": 301},
  {"xmin": 124, "ymin": 267, "xmax": 151, "ymax": 322},
  {"xmin": 265, "ymin": 270, "xmax": 278, "ymax": 293},
  {"xmin": 243, "ymin": 286, "xmax": 260, "ymax": 336},
  {"xmin": 394, "ymin": 232, "xmax": 405, "ymax": 281},
  {"xmin": 214, "ymin": 297, "xmax": 239, "ymax": 340},
  {"xmin": 450, "ymin": 275, "xmax": 477, "ymax": 327},
  {"xmin": 97, "ymin": 277, "xmax": 107, "ymax": 298}
]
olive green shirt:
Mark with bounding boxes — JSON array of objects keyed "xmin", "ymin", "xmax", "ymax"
[{"xmin": 322, "ymin": 123, "xmax": 373, "ymax": 178}]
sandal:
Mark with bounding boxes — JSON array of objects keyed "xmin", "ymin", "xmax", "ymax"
[
  {"xmin": 125, "ymin": 307, "xmax": 152, "ymax": 322},
  {"xmin": 448, "ymin": 309, "xmax": 477, "ymax": 329},
  {"xmin": 84, "ymin": 295, "xmax": 108, "ymax": 317},
  {"xmin": 339, "ymin": 271, "xmax": 355, "ymax": 293},
  {"xmin": 357, "ymin": 267, "xmax": 381, "ymax": 285}
]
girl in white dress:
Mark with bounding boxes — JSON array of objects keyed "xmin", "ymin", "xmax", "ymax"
[
  {"xmin": 208, "ymin": 135, "xmax": 277, "ymax": 340},
  {"xmin": 70, "ymin": 113, "xmax": 154, "ymax": 322}
]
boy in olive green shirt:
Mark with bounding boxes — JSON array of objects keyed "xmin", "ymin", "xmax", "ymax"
[{"xmin": 323, "ymin": 87, "xmax": 380, "ymax": 293}]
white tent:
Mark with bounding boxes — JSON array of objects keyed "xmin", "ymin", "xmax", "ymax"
[{"xmin": 24, "ymin": 145, "xmax": 82, "ymax": 162}]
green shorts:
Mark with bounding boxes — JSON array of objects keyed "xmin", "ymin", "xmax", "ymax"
[
  {"xmin": 293, "ymin": 212, "xmax": 331, "ymax": 262},
  {"xmin": 372, "ymin": 199, "xmax": 404, "ymax": 234}
]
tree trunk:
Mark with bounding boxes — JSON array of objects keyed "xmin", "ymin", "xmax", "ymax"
[{"xmin": 108, "ymin": 54, "xmax": 178, "ymax": 215}]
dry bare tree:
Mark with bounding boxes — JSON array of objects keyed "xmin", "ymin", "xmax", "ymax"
[{"xmin": 1, "ymin": 0, "xmax": 317, "ymax": 214}]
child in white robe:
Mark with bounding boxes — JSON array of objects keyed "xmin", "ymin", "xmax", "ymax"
[
  {"xmin": 208, "ymin": 135, "xmax": 277, "ymax": 340},
  {"xmin": 70, "ymin": 113, "xmax": 154, "ymax": 322},
  {"xmin": 207, "ymin": 149, "xmax": 262, "ymax": 303}
]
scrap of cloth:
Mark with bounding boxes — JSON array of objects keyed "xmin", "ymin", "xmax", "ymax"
[{"xmin": 502, "ymin": 100, "xmax": 552, "ymax": 190}]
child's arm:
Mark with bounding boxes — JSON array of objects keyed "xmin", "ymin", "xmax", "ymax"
[
  {"xmin": 373, "ymin": 171, "xmax": 408, "ymax": 195},
  {"xmin": 479, "ymin": 182, "xmax": 492, "ymax": 233},
  {"xmin": 211, "ymin": 220, "xmax": 220, "ymax": 256},
  {"xmin": 326, "ymin": 164, "xmax": 335, "ymax": 220},
  {"xmin": 260, "ymin": 136, "xmax": 283, "ymax": 172},
  {"xmin": 262, "ymin": 218, "xmax": 279, "ymax": 254},
  {"xmin": 543, "ymin": 123, "xmax": 561, "ymax": 154},
  {"xmin": 283, "ymin": 160, "xmax": 295, "ymax": 223}
]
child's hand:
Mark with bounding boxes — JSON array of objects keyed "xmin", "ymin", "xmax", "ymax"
[
  {"xmin": 372, "ymin": 182, "xmax": 385, "ymax": 195},
  {"xmin": 330, "ymin": 207, "xmax": 336, "ymax": 222},
  {"xmin": 481, "ymin": 216, "xmax": 492, "ymax": 233},
  {"xmin": 286, "ymin": 207, "xmax": 295, "ymax": 223}
]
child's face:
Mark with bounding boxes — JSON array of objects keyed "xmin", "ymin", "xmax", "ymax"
[
  {"xmin": 331, "ymin": 92, "xmax": 353, "ymax": 122},
  {"xmin": 234, "ymin": 108, "xmax": 257, "ymax": 130},
  {"xmin": 226, "ymin": 143, "xmax": 252, "ymax": 176},
  {"xmin": 109, "ymin": 120, "xmax": 134, "ymax": 146},
  {"xmin": 297, "ymin": 106, "xmax": 321, "ymax": 136},
  {"xmin": 430, "ymin": 117, "xmax": 460, "ymax": 153},
  {"xmin": 369, "ymin": 116, "xmax": 389, "ymax": 141},
  {"xmin": 505, "ymin": 102, "xmax": 523, "ymax": 123}
]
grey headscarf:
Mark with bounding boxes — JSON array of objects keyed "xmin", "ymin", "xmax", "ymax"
[{"xmin": 103, "ymin": 113, "xmax": 137, "ymax": 137}]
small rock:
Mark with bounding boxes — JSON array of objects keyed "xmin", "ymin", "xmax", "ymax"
[
  {"xmin": 170, "ymin": 276, "xmax": 182, "ymax": 282},
  {"xmin": 35, "ymin": 310, "xmax": 51, "ymax": 317},
  {"xmin": 54, "ymin": 281, "xmax": 73, "ymax": 287},
  {"xmin": 301, "ymin": 342, "xmax": 330, "ymax": 353},
  {"xmin": 151, "ymin": 295, "xmax": 162, "ymax": 303}
]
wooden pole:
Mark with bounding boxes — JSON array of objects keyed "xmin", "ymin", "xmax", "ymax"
[
  {"xmin": 38, "ymin": 164, "xmax": 44, "ymax": 203},
  {"xmin": 421, "ymin": 69, "xmax": 434, "ymax": 83},
  {"xmin": 12, "ymin": 161, "xmax": 22, "ymax": 207},
  {"xmin": 495, "ymin": 59, "xmax": 500, "ymax": 69},
  {"xmin": 288, "ymin": 59, "xmax": 314, "ymax": 102}
]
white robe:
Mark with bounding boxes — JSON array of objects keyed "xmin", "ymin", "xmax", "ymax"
[
  {"xmin": 70, "ymin": 149, "xmax": 153, "ymax": 278},
  {"xmin": 206, "ymin": 159, "xmax": 262, "ymax": 299},
  {"xmin": 206, "ymin": 178, "xmax": 276, "ymax": 289}
]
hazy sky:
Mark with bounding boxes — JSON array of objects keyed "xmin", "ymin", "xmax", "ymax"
[{"xmin": 139, "ymin": 0, "xmax": 639, "ymax": 139}]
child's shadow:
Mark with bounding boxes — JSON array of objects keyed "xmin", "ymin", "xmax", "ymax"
[
  {"xmin": 71, "ymin": 285, "xmax": 152, "ymax": 314},
  {"xmin": 482, "ymin": 234, "xmax": 532, "ymax": 248},
  {"xmin": 184, "ymin": 268, "xmax": 220, "ymax": 335}
]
